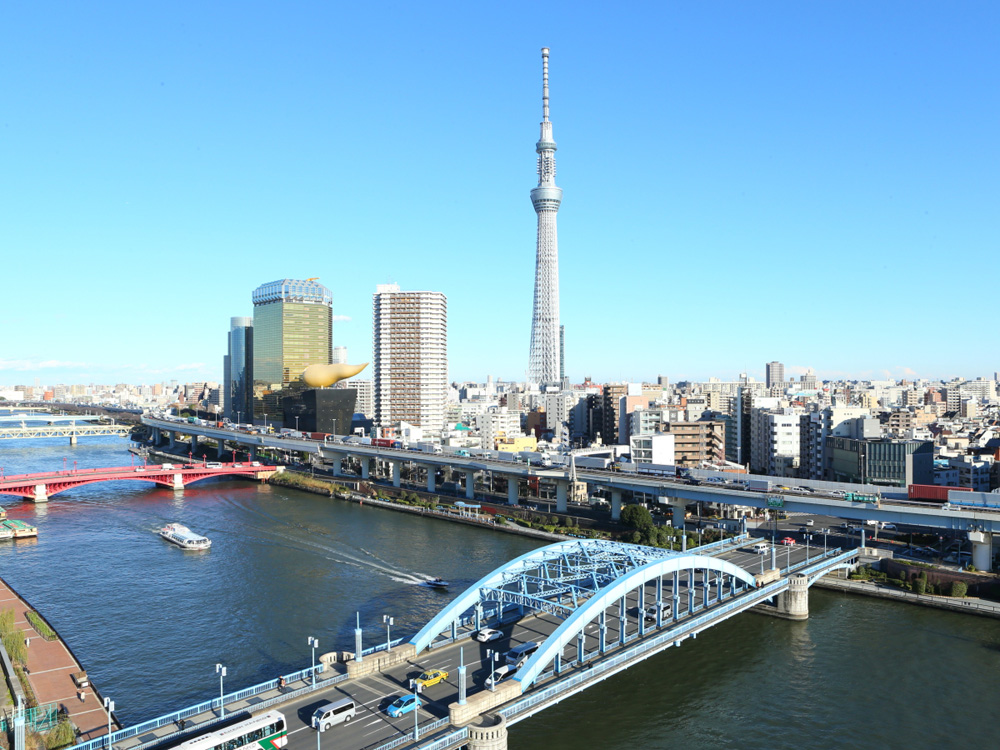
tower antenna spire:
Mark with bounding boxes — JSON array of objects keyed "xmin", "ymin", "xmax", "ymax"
[{"xmin": 541, "ymin": 47, "xmax": 550, "ymax": 122}]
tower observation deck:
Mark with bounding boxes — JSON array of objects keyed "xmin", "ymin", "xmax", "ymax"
[{"xmin": 528, "ymin": 47, "xmax": 563, "ymax": 386}]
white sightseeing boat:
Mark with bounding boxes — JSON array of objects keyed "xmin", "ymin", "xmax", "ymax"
[{"xmin": 159, "ymin": 523, "xmax": 212, "ymax": 550}]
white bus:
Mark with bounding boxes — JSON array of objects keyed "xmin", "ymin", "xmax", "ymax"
[{"xmin": 178, "ymin": 711, "xmax": 287, "ymax": 750}]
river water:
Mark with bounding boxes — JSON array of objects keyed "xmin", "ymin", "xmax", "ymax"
[{"xmin": 1, "ymin": 438, "xmax": 998, "ymax": 747}]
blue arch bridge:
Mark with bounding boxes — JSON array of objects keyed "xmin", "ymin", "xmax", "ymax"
[{"xmin": 69, "ymin": 535, "xmax": 857, "ymax": 750}]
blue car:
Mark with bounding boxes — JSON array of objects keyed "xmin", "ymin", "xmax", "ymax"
[{"xmin": 386, "ymin": 694, "xmax": 421, "ymax": 718}]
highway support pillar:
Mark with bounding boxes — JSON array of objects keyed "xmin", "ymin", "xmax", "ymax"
[
  {"xmin": 216, "ymin": 439, "xmax": 225, "ymax": 457},
  {"xmin": 169, "ymin": 431, "xmax": 177, "ymax": 449},
  {"xmin": 250, "ymin": 446, "xmax": 259, "ymax": 462},
  {"xmin": 172, "ymin": 473, "xmax": 184, "ymax": 490},
  {"xmin": 391, "ymin": 461, "xmax": 401, "ymax": 488},
  {"xmin": 190, "ymin": 435, "xmax": 198, "ymax": 454},
  {"xmin": 32, "ymin": 484, "xmax": 48, "ymax": 503},
  {"xmin": 507, "ymin": 477, "xmax": 518, "ymax": 506},
  {"xmin": 969, "ymin": 530, "xmax": 993, "ymax": 572},
  {"xmin": 331, "ymin": 455, "xmax": 342, "ymax": 477},
  {"xmin": 426, "ymin": 466, "xmax": 436, "ymax": 494},
  {"xmin": 360, "ymin": 459, "xmax": 370, "ymax": 480},
  {"xmin": 465, "ymin": 471, "xmax": 475, "ymax": 500},
  {"xmin": 152, "ymin": 427, "xmax": 161, "ymax": 445},
  {"xmin": 466, "ymin": 714, "xmax": 508, "ymax": 750},
  {"xmin": 556, "ymin": 481, "xmax": 568, "ymax": 513},
  {"xmin": 610, "ymin": 490, "xmax": 622, "ymax": 520}
]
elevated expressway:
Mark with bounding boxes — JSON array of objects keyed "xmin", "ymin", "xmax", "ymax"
[
  {"xmin": 73, "ymin": 536, "xmax": 856, "ymax": 750},
  {"xmin": 141, "ymin": 416, "xmax": 1000, "ymax": 544}
]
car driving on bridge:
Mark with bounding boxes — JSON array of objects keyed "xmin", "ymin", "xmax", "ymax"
[
  {"xmin": 476, "ymin": 628, "xmax": 503, "ymax": 643},
  {"xmin": 386, "ymin": 694, "xmax": 421, "ymax": 718},
  {"xmin": 780, "ymin": 537, "xmax": 796, "ymax": 546},
  {"xmin": 643, "ymin": 603, "xmax": 672, "ymax": 622},
  {"xmin": 413, "ymin": 669, "xmax": 449, "ymax": 688}
]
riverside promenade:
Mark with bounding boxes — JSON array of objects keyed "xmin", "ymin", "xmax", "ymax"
[
  {"xmin": 0, "ymin": 578, "xmax": 114, "ymax": 740},
  {"xmin": 815, "ymin": 575, "xmax": 1000, "ymax": 619}
]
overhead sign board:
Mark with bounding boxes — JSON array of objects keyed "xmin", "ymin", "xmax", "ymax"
[
  {"xmin": 845, "ymin": 492, "xmax": 879, "ymax": 504},
  {"xmin": 766, "ymin": 496, "xmax": 784, "ymax": 508}
]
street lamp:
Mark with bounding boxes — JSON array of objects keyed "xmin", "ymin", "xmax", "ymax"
[
  {"xmin": 308, "ymin": 636, "xmax": 319, "ymax": 685},
  {"xmin": 485, "ymin": 649, "xmax": 501, "ymax": 692},
  {"xmin": 103, "ymin": 697, "xmax": 114, "ymax": 750},
  {"xmin": 215, "ymin": 664, "xmax": 227, "ymax": 717},
  {"xmin": 383, "ymin": 615, "xmax": 393, "ymax": 652}
]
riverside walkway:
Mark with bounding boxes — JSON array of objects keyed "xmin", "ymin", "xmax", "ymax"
[{"xmin": 0, "ymin": 578, "xmax": 115, "ymax": 741}]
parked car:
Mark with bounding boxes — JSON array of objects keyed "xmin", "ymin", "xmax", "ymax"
[{"xmin": 386, "ymin": 694, "xmax": 421, "ymax": 718}]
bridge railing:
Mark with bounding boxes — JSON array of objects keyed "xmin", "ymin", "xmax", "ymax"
[
  {"xmin": 369, "ymin": 717, "xmax": 452, "ymax": 750},
  {"xmin": 72, "ymin": 664, "xmax": 328, "ymax": 750},
  {"xmin": 501, "ymin": 579, "xmax": 789, "ymax": 722}
]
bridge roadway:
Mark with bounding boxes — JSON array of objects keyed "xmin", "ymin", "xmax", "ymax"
[
  {"xmin": 141, "ymin": 416, "xmax": 1000, "ymax": 539},
  {"xmin": 78, "ymin": 536, "xmax": 856, "ymax": 750},
  {"xmin": 0, "ymin": 413, "xmax": 104, "ymax": 423}
]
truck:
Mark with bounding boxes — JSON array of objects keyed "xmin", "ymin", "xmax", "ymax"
[
  {"xmin": 747, "ymin": 479, "xmax": 772, "ymax": 492},
  {"xmin": 574, "ymin": 456, "xmax": 611, "ymax": 470},
  {"xmin": 908, "ymin": 484, "xmax": 971, "ymax": 503}
]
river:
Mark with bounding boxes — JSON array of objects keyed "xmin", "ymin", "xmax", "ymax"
[{"xmin": 1, "ymin": 438, "xmax": 998, "ymax": 747}]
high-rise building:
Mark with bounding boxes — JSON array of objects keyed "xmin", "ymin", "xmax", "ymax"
[
  {"xmin": 559, "ymin": 325, "xmax": 565, "ymax": 382},
  {"xmin": 251, "ymin": 279, "xmax": 333, "ymax": 422},
  {"xmin": 528, "ymin": 47, "xmax": 562, "ymax": 385},
  {"xmin": 225, "ymin": 316, "xmax": 253, "ymax": 422},
  {"xmin": 373, "ymin": 283, "xmax": 447, "ymax": 435},
  {"xmin": 332, "ymin": 346, "xmax": 348, "ymax": 364},
  {"xmin": 765, "ymin": 361, "xmax": 785, "ymax": 390}
]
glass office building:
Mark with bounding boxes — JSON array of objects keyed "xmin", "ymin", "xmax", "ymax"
[
  {"xmin": 226, "ymin": 317, "xmax": 253, "ymax": 422},
  {"xmin": 251, "ymin": 279, "xmax": 333, "ymax": 422}
]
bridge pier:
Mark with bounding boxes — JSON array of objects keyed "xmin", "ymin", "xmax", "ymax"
[
  {"xmin": 757, "ymin": 574, "xmax": 809, "ymax": 620},
  {"xmin": 556, "ymin": 481, "xmax": 567, "ymax": 513},
  {"xmin": 69, "ymin": 435, "xmax": 77, "ymax": 446},
  {"xmin": 465, "ymin": 471, "xmax": 475, "ymax": 500},
  {"xmin": 360, "ymin": 458, "xmax": 370, "ymax": 480},
  {"xmin": 330, "ymin": 455, "xmax": 342, "ymax": 477},
  {"xmin": 467, "ymin": 714, "xmax": 508, "ymax": 750},
  {"xmin": 507, "ymin": 477, "xmax": 518, "ymax": 506},
  {"xmin": 172, "ymin": 473, "xmax": 184, "ymax": 491},
  {"xmin": 32, "ymin": 484, "xmax": 48, "ymax": 503},
  {"xmin": 968, "ymin": 531, "xmax": 993, "ymax": 572},
  {"xmin": 391, "ymin": 461, "xmax": 401, "ymax": 488},
  {"xmin": 610, "ymin": 490, "xmax": 622, "ymax": 520}
]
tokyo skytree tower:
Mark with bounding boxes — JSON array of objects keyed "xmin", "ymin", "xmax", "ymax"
[{"xmin": 528, "ymin": 47, "xmax": 563, "ymax": 385}]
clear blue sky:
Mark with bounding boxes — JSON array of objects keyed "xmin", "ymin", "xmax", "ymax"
[{"xmin": 2, "ymin": 2, "xmax": 997, "ymax": 387}]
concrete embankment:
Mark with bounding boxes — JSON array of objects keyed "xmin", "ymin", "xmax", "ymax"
[
  {"xmin": 815, "ymin": 575, "xmax": 1000, "ymax": 620},
  {"xmin": 268, "ymin": 470, "xmax": 573, "ymax": 544},
  {"xmin": 0, "ymin": 577, "xmax": 117, "ymax": 740}
]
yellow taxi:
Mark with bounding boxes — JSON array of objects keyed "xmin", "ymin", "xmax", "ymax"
[{"xmin": 414, "ymin": 669, "xmax": 449, "ymax": 688}]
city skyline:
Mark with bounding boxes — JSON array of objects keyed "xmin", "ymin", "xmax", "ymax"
[{"xmin": 2, "ymin": 3, "xmax": 997, "ymax": 385}]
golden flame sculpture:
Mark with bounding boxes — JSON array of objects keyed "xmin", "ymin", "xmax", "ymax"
[{"xmin": 300, "ymin": 362, "xmax": 369, "ymax": 388}]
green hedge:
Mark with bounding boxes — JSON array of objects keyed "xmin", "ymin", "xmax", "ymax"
[{"xmin": 25, "ymin": 611, "xmax": 56, "ymax": 641}]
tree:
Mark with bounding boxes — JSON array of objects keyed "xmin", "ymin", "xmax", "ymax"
[
  {"xmin": 914, "ymin": 571, "xmax": 927, "ymax": 595},
  {"xmin": 950, "ymin": 580, "xmax": 968, "ymax": 598},
  {"xmin": 620, "ymin": 504, "xmax": 654, "ymax": 533}
]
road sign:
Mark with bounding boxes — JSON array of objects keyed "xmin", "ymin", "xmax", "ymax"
[
  {"xmin": 845, "ymin": 492, "xmax": 879, "ymax": 504},
  {"xmin": 766, "ymin": 496, "xmax": 784, "ymax": 508}
]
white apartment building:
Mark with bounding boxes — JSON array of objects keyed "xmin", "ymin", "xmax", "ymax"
[
  {"xmin": 476, "ymin": 407, "xmax": 524, "ymax": 450},
  {"xmin": 629, "ymin": 432, "xmax": 675, "ymax": 466},
  {"xmin": 372, "ymin": 284, "xmax": 447, "ymax": 436},
  {"xmin": 751, "ymin": 408, "xmax": 801, "ymax": 477},
  {"xmin": 948, "ymin": 455, "xmax": 994, "ymax": 492}
]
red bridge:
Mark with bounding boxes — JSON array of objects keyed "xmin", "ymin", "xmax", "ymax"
[{"xmin": 0, "ymin": 461, "xmax": 282, "ymax": 502}]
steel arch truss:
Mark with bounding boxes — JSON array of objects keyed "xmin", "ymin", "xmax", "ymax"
[
  {"xmin": 409, "ymin": 539, "xmax": 680, "ymax": 653},
  {"xmin": 514, "ymin": 555, "xmax": 758, "ymax": 688}
]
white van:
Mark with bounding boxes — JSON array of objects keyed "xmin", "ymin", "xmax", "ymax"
[
  {"xmin": 311, "ymin": 698, "xmax": 357, "ymax": 730},
  {"xmin": 506, "ymin": 641, "xmax": 540, "ymax": 667},
  {"xmin": 752, "ymin": 542, "xmax": 770, "ymax": 555},
  {"xmin": 486, "ymin": 664, "xmax": 517, "ymax": 687}
]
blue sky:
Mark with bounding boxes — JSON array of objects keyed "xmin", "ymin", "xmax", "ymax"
[{"xmin": 2, "ymin": 2, "xmax": 997, "ymax": 387}]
